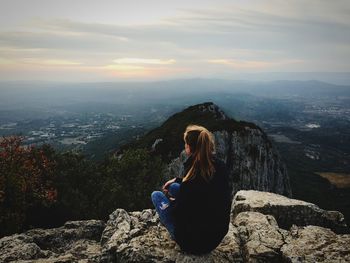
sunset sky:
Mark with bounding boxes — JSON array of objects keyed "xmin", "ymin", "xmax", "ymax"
[{"xmin": 0, "ymin": 0, "xmax": 349, "ymax": 82}]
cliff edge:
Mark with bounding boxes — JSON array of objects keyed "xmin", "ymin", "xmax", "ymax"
[{"xmin": 1, "ymin": 190, "xmax": 349, "ymax": 263}]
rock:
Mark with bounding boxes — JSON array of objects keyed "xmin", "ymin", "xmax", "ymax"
[
  {"xmin": 100, "ymin": 209, "xmax": 242, "ymax": 263},
  {"xmin": 198, "ymin": 103, "xmax": 228, "ymax": 120},
  {"xmin": 233, "ymin": 211, "xmax": 289, "ymax": 262},
  {"xmin": 233, "ymin": 211, "xmax": 350, "ymax": 263},
  {"xmin": 0, "ymin": 219, "xmax": 105, "ymax": 263},
  {"xmin": 100, "ymin": 191, "xmax": 349, "ymax": 262},
  {"xmin": 231, "ymin": 190, "xmax": 349, "ymax": 234},
  {"xmin": 281, "ymin": 225, "xmax": 350, "ymax": 262},
  {"xmin": 164, "ymin": 150, "xmax": 188, "ymax": 181},
  {"xmin": 127, "ymin": 102, "xmax": 292, "ymax": 198},
  {"xmin": 0, "ymin": 234, "xmax": 44, "ymax": 262},
  {"xmin": 151, "ymin": 138, "xmax": 163, "ymax": 151},
  {"xmin": 1, "ymin": 191, "xmax": 349, "ymax": 262},
  {"xmin": 211, "ymin": 128, "xmax": 292, "ymax": 198},
  {"xmin": 166, "ymin": 125, "xmax": 292, "ymax": 200}
]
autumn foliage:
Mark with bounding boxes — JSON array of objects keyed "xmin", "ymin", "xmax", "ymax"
[{"xmin": 0, "ymin": 136, "xmax": 57, "ymax": 236}]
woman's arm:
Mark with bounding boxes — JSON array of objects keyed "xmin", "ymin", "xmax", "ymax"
[
  {"xmin": 163, "ymin": 177, "xmax": 183, "ymax": 192},
  {"xmin": 162, "ymin": 178, "xmax": 176, "ymax": 193}
]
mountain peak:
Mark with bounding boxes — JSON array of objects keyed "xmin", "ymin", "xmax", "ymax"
[
  {"xmin": 120, "ymin": 102, "xmax": 291, "ymax": 197},
  {"xmin": 121, "ymin": 102, "xmax": 265, "ymax": 162},
  {"xmin": 186, "ymin": 102, "xmax": 228, "ymax": 121}
]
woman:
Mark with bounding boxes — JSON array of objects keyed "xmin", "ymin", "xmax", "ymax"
[{"xmin": 151, "ymin": 124, "xmax": 232, "ymax": 255}]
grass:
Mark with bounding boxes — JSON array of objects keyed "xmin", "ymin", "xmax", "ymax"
[{"xmin": 315, "ymin": 172, "xmax": 350, "ymax": 189}]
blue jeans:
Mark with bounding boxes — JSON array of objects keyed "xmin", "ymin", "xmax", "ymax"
[{"xmin": 151, "ymin": 182, "xmax": 180, "ymax": 240}]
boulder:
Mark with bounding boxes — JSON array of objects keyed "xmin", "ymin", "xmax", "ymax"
[
  {"xmin": 0, "ymin": 220, "xmax": 105, "ymax": 263},
  {"xmin": 232, "ymin": 190, "xmax": 349, "ymax": 234},
  {"xmin": 281, "ymin": 225, "xmax": 350, "ymax": 262},
  {"xmin": 233, "ymin": 211, "xmax": 350, "ymax": 262},
  {"xmin": 100, "ymin": 209, "xmax": 242, "ymax": 263},
  {"xmin": 1, "ymin": 191, "xmax": 349, "ymax": 262}
]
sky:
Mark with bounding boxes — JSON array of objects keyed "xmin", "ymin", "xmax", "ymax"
[{"xmin": 0, "ymin": 0, "xmax": 349, "ymax": 82}]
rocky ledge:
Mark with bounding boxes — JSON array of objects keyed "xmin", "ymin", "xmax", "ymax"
[{"xmin": 1, "ymin": 190, "xmax": 349, "ymax": 263}]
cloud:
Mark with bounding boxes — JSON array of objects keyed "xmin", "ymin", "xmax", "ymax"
[
  {"xmin": 102, "ymin": 57, "xmax": 179, "ymax": 78},
  {"xmin": 0, "ymin": 55, "xmax": 82, "ymax": 66},
  {"xmin": 102, "ymin": 63, "xmax": 189, "ymax": 79},
  {"xmin": 24, "ymin": 59, "xmax": 82, "ymax": 66},
  {"xmin": 0, "ymin": 58, "xmax": 14, "ymax": 65},
  {"xmin": 207, "ymin": 58, "xmax": 305, "ymax": 71},
  {"xmin": 0, "ymin": 0, "xmax": 349, "ymax": 81},
  {"xmin": 113, "ymin": 58, "xmax": 176, "ymax": 65}
]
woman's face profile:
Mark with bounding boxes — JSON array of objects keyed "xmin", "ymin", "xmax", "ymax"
[{"xmin": 185, "ymin": 142, "xmax": 191, "ymax": 156}]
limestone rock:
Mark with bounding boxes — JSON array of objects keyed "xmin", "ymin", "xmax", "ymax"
[
  {"xmin": 0, "ymin": 234, "xmax": 44, "ymax": 262},
  {"xmin": 231, "ymin": 190, "xmax": 349, "ymax": 234},
  {"xmin": 233, "ymin": 211, "xmax": 288, "ymax": 262},
  {"xmin": 164, "ymin": 150, "xmax": 188, "ymax": 181},
  {"xmin": 100, "ymin": 209, "xmax": 242, "ymax": 263},
  {"xmin": 166, "ymin": 127, "xmax": 292, "ymax": 199},
  {"xmin": 212, "ymin": 127, "xmax": 292, "ymax": 198},
  {"xmin": 143, "ymin": 102, "xmax": 292, "ymax": 198},
  {"xmin": 1, "ymin": 191, "xmax": 349, "ymax": 262},
  {"xmin": 0, "ymin": 219, "xmax": 105, "ymax": 263},
  {"xmin": 232, "ymin": 211, "xmax": 350, "ymax": 263},
  {"xmin": 281, "ymin": 225, "xmax": 350, "ymax": 262}
]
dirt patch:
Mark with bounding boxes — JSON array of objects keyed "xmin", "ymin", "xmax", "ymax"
[{"xmin": 315, "ymin": 172, "xmax": 350, "ymax": 188}]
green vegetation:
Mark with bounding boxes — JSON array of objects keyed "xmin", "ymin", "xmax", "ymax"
[
  {"xmin": 103, "ymin": 148, "xmax": 164, "ymax": 212},
  {"xmin": 0, "ymin": 136, "xmax": 165, "ymax": 237},
  {"xmin": 82, "ymin": 129, "xmax": 144, "ymax": 160}
]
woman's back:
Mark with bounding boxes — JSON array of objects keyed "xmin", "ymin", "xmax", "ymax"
[
  {"xmin": 151, "ymin": 124, "xmax": 232, "ymax": 254},
  {"xmin": 172, "ymin": 155, "xmax": 232, "ymax": 254}
]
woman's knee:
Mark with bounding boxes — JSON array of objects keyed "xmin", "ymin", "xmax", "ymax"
[
  {"xmin": 151, "ymin": 191, "xmax": 164, "ymax": 204},
  {"xmin": 169, "ymin": 183, "xmax": 180, "ymax": 197}
]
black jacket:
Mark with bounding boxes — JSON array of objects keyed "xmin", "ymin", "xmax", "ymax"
[{"xmin": 171, "ymin": 154, "xmax": 232, "ymax": 255}]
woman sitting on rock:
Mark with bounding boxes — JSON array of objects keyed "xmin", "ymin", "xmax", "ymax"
[{"xmin": 151, "ymin": 124, "xmax": 232, "ymax": 255}]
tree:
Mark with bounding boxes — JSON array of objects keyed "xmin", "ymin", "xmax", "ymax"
[
  {"xmin": 0, "ymin": 136, "xmax": 56, "ymax": 236},
  {"xmin": 52, "ymin": 150, "xmax": 100, "ymax": 221},
  {"xmin": 0, "ymin": 137, "xmax": 166, "ymax": 236},
  {"xmin": 102, "ymin": 148, "xmax": 165, "ymax": 213}
]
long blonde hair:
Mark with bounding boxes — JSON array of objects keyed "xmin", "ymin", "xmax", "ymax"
[{"xmin": 183, "ymin": 125, "xmax": 216, "ymax": 182}]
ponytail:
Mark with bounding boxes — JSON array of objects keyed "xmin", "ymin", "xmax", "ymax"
[{"xmin": 183, "ymin": 125, "xmax": 216, "ymax": 182}]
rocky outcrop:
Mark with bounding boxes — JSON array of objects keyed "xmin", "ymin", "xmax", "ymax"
[
  {"xmin": 234, "ymin": 211, "xmax": 350, "ymax": 262},
  {"xmin": 232, "ymin": 190, "xmax": 348, "ymax": 234},
  {"xmin": 99, "ymin": 209, "xmax": 242, "ymax": 263},
  {"xmin": 162, "ymin": 102, "xmax": 292, "ymax": 198},
  {"xmin": 166, "ymin": 127, "xmax": 291, "ymax": 199},
  {"xmin": 0, "ymin": 220, "xmax": 105, "ymax": 262},
  {"xmin": 215, "ymin": 127, "xmax": 291, "ymax": 197},
  {"xmin": 1, "ymin": 190, "xmax": 349, "ymax": 262},
  {"xmin": 121, "ymin": 102, "xmax": 291, "ymax": 198}
]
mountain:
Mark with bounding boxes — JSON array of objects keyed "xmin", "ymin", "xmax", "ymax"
[
  {"xmin": 120, "ymin": 102, "xmax": 292, "ymax": 197},
  {"xmin": 1, "ymin": 190, "xmax": 348, "ymax": 262},
  {"xmin": 1, "ymin": 102, "xmax": 349, "ymax": 262}
]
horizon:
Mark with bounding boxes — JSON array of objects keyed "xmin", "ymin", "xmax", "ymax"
[
  {"xmin": 1, "ymin": 0, "xmax": 350, "ymax": 83},
  {"xmin": 1, "ymin": 74, "xmax": 350, "ymax": 87}
]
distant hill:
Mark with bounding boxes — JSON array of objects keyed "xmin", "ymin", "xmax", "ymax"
[
  {"xmin": 119, "ymin": 102, "xmax": 261, "ymax": 161},
  {"xmin": 119, "ymin": 102, "xmax": 292, "ymax": 197}
]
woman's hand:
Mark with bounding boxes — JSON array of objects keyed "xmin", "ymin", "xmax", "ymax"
[{"xmin": 162, "ymin": 178, "xmax": 176, "ymax": 193}]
